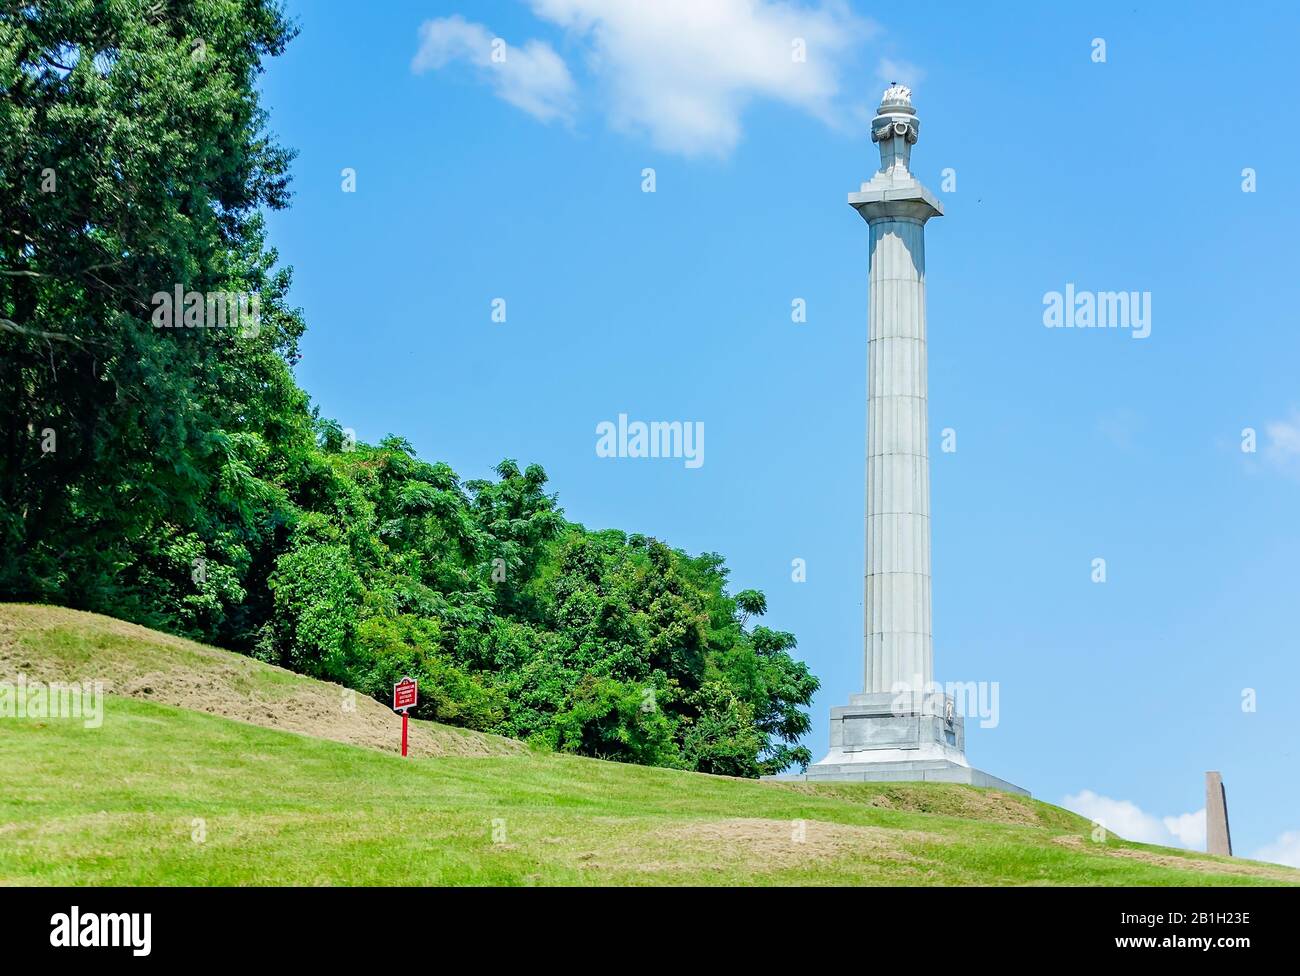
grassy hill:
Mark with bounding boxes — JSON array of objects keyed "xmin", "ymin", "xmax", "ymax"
[
  {"xmin": 2, "ymin": 604, "xmax": 1295, "ymax": 886},
  {"xmin": 0, "ymin": 604, "xmax": 520, "ymax": 758}
]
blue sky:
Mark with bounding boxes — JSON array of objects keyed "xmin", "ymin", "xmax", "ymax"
[{"xmin": 259, "ymin": 1, "xmax": 1300, "ymax": 863}]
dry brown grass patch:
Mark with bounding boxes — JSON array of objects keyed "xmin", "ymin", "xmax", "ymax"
[{"xmin": 0, "ymin": 603, "xmax": 521, "ymax": 759}]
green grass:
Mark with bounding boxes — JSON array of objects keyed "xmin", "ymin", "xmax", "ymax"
[
  {"xmin": 4, "ymin": 696, "xmax": 1296, "ymax": 885},
  {"xmin": 3, "ymin": 604, "xmax": 1295, "ymax": 886}
]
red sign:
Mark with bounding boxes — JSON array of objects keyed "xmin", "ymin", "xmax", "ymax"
[{"xmin": 393, "ymin": 677, "xmax": 418, "ymax": 712}]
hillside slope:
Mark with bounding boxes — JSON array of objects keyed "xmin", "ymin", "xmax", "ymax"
[
  {"xmin": 2, "ymin": 604, "xmax": 1295, "ymax": 886},
  {"xmin": 0, "ymin": 604, "xmax": 520, "ymax": 758}
]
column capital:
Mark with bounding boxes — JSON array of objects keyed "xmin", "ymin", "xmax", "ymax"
[{"xmin": 849, "ymin": 179, "xmax": 943, "ymax": 224}]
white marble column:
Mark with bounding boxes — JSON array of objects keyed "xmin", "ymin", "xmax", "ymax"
[
  {"xmin": 865, "ymin": 217, "xmax": 931, "ymax": 693},
  {"xmin": 790, "ymin": 87, "xmax": 1028, "ymax": 795},
  {"xmin": 849, "ymin": 85, "xmax": 943, "ymax": 696}
]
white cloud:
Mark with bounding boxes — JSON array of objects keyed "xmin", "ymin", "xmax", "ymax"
[
  {"xmin": 1254, "ymin": 830, "xmax": 1300, "ymax": 868},
  {"xmin": 1264, "ymin": 410, "xmax": 1300, "ymax": 468},
  {"xmin": 1063, "ymin": 790, "xmax": 1205, "ymax": 849},
  {"xmin": 414, "ymin": 2, "xmax": 885, "ymax": 157},
  {"xmin": 412, "ymin": 15, "xmax": 576, "ymax": 123},
  {"xmin": 1162, "ymin": 808, "xmax": 1208, "ymax": 848},
  {"xmin": 1065, "ymin": 792, "xmax": 1300, "ymax": 870},
  {"xmin": 527, "ymin": 0, "xmax": 873, "ymax": 156},
  {"xmin": 876, "ymin": 57, "xmax": 924, "ymax": 87}
]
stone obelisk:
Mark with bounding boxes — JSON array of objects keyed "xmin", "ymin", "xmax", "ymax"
[
  {"xmin": 796, "ymin": 86, "xmax": 1025, "ymax": 794},
  {"xmin": 1206, "ymin": 771, "xmax": 1233, "ymax": 856}
]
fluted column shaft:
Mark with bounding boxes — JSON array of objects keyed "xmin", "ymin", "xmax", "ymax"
[{"xmin": 864, "ymin": 216, "xmax": 931, "ymax": 693}]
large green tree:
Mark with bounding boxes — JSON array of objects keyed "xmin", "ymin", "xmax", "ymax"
[{"xmin": 0, "ymin": 0, "xmax": 304, "ymax": 621}]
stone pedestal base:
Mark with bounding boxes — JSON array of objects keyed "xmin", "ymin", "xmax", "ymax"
[
  {"xmin": 785, "ymin": 758, "xmax": 1028, "ymax": 795},
  {"xmin": 775, "ymin": 692, "xmax": 1029, "ymax": 796}
]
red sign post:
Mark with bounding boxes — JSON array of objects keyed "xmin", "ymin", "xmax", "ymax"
[{"xmin": 393, "ymin": 677, "xmax": 417, "ymax": 757}]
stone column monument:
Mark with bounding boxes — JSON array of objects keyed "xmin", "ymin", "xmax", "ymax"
[
  {"xmin": 1206, "ymin": 771, "xmax": 1233, "ymax": 856},
  {"xmin": 796, "ymin": 86, "xmax": 1026, "ymax": 794}
]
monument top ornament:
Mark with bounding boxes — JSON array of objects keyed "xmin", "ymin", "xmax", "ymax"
[
  {"xmin": 869, "ymin": 84, "xmax": 921, "ymax": 178},
  {"xmin": 853, "ymin": 85, "xmax": 938, "ymax": 220},
  {"xmin": 879, "ymin": 83, "xmax": 913, "ymax": 110}
]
